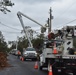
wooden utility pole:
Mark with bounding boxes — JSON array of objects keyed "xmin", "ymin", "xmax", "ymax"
[{"xmin": 48, "ymin": 7, "xmax": 53, "ymax": 33}]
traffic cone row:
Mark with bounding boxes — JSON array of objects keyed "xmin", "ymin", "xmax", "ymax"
[
  {"xmin": 34, "ymin": 61, "xmax": 38, "ymax": 69},
  {"xmin": 34, "ymin": 61, "xmax": 53, "ymax": 75}
]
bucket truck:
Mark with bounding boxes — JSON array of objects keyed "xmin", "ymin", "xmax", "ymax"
[
  {"xmin": 39, "ymin": 26, "xmax": 76, "ymax": 75},
  {"xmin": 17, "ymin": 11, "xmax": 46, "ymax": 60}
]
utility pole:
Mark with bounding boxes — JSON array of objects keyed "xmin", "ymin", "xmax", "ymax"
[{"xmin": 48, "ymin": 7, "xmax": 53, "ymax": 33}]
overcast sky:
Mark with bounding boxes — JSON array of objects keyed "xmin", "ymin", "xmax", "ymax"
[{"xmin": 0, "ymin": 0, "xmax": 76, "ymax": 42}]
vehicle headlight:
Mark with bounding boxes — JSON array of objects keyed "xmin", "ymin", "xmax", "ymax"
[{"xmin": 24, "ymin": 53, "xmax": 27, "ymax": 56}]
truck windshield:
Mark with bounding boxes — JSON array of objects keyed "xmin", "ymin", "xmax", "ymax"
[{"xmin": 26, "ymin": 48, "xmax": 36, "ymax": 51}]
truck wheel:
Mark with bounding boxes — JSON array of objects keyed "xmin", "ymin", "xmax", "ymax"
[
  {"xmin": 39, "ymin": 66, "xmax": 43, "ymax": 70},
  {"xmin": 24, "ymin": 58, "xmax": 26, "ymax": 61},
  {"xmin": 32, "ymin": 58, "xmax": 35, "ymax": 61},
  {"xmin": 39, "ymin": 62, "xmax": 43, "ymax": 70}
]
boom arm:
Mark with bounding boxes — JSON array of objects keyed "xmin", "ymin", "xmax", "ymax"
[
  {"xmin": 17, "ymin": 11, "xmax": 46, "ymax": 33},
  {"xmin": 17, "ymin": 11, "xmax": 44, "ymax": 27},
  {"xmin": 17, "ymin": 12, "xmax": 33, "ymax": 47},
  {"xmin": 17, "ymin": 11, "xmax": 46, "ymax": 47}
]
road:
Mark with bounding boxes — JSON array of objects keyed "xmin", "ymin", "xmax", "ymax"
[{"xmin": 0, "ymin": 54, "xmax": 48, "ymax": 75}]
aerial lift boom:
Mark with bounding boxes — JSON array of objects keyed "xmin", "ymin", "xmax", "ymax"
[
  {"xmin": 17, "ymin": 12, "xmax": 33, "ymax": 47},
  {"xmin": 17, "ymin": 11, "xmax": 46, "ymax": 47}
]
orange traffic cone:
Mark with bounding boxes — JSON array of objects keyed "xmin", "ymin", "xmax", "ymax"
[
  {"xmin": 34, "ymin": 61, "xmax": 38, "ymax": 69},
  {"xmin": 21, "ymin": 57, "xmax": 24, "ymax": 61},
  {"xmin": 48, "ymin": 65, "xmax": 53, "ymax": 75},
  {"xmin": 53, "ymin": 42, "xmax": 58, "ymax": 54}
]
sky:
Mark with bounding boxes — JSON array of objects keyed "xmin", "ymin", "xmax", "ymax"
[{"xmin": 0, "ymin": 0, "xmax": 76, "ymax": 42}]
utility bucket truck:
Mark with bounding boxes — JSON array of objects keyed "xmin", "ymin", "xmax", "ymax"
[
  {"xmin": 17, "ymin": 12, "xmax": 38, "ymax": 60},
  {"xmin": 39, "ymin": 26, "xmax": 76, "ymax": 75}
]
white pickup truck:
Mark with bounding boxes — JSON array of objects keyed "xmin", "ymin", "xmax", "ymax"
[{"xmin": 22, "ymin": 47, "xmax": 38, "ymax": 60}]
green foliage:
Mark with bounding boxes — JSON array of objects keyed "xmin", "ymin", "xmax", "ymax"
[
  {"xmin": 32, "ymin": 38, "xmax": 43, "ymax": 48},
  {"xmin": 9, "ymin": 34, "xmax": 44, "ymax": 53},
  {"xmin": 17, "ymin": 39, "xmax": 28, "ymax": 53},
  {"xmin": 9, "ymin": 36, "xmax": 28, "ymax": 53},
  {"xmin": 0, "ymin": 31, "xmax": 8, "ymax": 52},
  {"xmin": 32, "ymin": 38, "xmax": 43, "ymax": 54},
  {"xmin": 37, "ymin": 34, "xmax": 44, "ymax": 39}
]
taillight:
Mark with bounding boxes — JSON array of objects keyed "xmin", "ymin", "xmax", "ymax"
[
  {"xmin": 67, "ymin": 63, "xmax": 76, "ymax": 66},
  {"xmin": 72, "ymin": 63, "xmax": 76, "ymax": 66}
]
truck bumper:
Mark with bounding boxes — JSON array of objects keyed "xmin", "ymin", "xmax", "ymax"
[
  {"xmin": 23, "ymin": 56, "xmax": 37, "ymax": 59},
  {"xmin": 45, "ymin": 58, "xmax": 76, "ymax": 75}
]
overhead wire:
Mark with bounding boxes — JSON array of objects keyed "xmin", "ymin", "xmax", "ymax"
[
  {"xmin": 63, "ymin": 19, "xmax": 76, "ymax": 25},
  {"xmin": 55, "ymin": 18, "xmax": 76, "ymax": 29},
  {"xmin": 52, "ymin": 0, "xmax": 76, "ymax": 29},
  {"xmin": 0, "ymin": 1, "xmax": 75, "ymax": 34},
  {"xmin": 54, "ymin": 0, "xmax": 76, "ymax": 19},
  {"xmin": 1, "ymin": 30, "xmax": 21, "ymax": 34},
  {"xmin": 0, "ymin": 21, "xmax": 21, "ymax": 31}
]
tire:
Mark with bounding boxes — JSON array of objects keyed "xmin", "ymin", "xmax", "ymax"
[
  {"xmin": 39, "ymin": 66, "xmax": 43, "ymax": 70},
  {"xmin": 32, "ymin": 58, "xmax": 37, "ymax": 61},
  {"xmin": 32, "ymin": 58, "xmax": 35, "ymax": 61},
  {"xmin": 39, "ymin": 62, "xmax": 43, "ymax": 70},
  {"xmin": 24, "ymin": 58, "xmax": 26, "ymax": 61}
]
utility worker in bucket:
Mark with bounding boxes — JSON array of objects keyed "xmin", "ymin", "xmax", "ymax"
[{"xmin": 17, "ymin": 50, "xmax": 21, "ymax": 58}]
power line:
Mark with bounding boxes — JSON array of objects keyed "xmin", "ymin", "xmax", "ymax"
[
  {"xmin": 1, "ymin": 30, "xmax": 21, "ymax": 34},
  {"xmin": 52, "ymin": 1, "xmax": 76, "ymax": 29},
  {"xmin": 62, "ymin": 19, "xmax": 76, "ymax": 26},
  {"xmin": 55, "ymin": 18, "xmax": 76, "ymax": 29},
  {"xmin": 0, "ymin": 21, "xmax": 21, "ymax": 30},
  {"xmin": 55, "ymin": 0, "xmax": 76, "ymax": 19}
]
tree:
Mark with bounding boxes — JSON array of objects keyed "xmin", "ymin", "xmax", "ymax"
[
  {"xmin": 0, "ymin": 31, "xmax": 8, "ymax": 52},
  {"xmin": 17, "ymin": 36, "xmax": 28, "ymax": 53},
  {"xmin": 9, "ymin": 34, "xmax": 44, "ymax": 53},
  {"xmin": 0, "ymin": 0, "xmax": 14, "ymax": 14},
  {"xmin": 37, "ymin": 33, "xmax": 44, "ymax": 39}
]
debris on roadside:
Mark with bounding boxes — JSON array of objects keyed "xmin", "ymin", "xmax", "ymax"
[{"xmin": 0, "ymin": 52, "xmax": 10, "ymax": 70}]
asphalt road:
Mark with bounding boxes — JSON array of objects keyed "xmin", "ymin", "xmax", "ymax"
[{"xmin": 0, "ymin": 54, "xmax": 48, "ymax": 75}]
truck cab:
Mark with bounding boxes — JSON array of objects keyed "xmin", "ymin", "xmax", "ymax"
[{"xmin": 22, "ymin": 47, "xmax": 38, "ymax": 60}]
